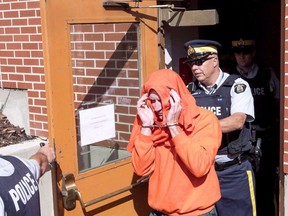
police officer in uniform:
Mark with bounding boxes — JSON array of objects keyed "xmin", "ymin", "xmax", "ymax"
[
  {"xmin": 231, "ymin": 38, "xmax": 280, "ymax": 216},
  {"xmin": 0, "ymin": 144, "xmax": 55, "ymax": 216},
  {"xmin": 184, "ymin": 39, "xmax": 256, "ymax": 216}
]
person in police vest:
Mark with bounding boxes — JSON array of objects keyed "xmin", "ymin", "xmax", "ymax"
[
  {"xmin": 184, "ymin": 39, "xmax": 256, "ymax": 216},
  {"xmin": 230, "ymin": 38, "xmax": 280, "ymax": 216},
  {"xmin": 0, "ymin": 144, "xmax": 55, "ymax": 216}
]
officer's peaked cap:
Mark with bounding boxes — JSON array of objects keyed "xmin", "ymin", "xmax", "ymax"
[
  {"xmin": 231, "ymin": 38, "xmax": 255, "ymax": 53},
  {"xmin": 184, "ymin": 39, "xmax": 221, "ymax": 60}
]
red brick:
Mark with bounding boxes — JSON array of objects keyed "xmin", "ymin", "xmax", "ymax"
[
  {"xmin": 33, "ymin": 130, "xmax": 48, "ymax": 138},
  {"xmin": 28, "ymin": 90, "xmax": 40, "ymax": 98},
  {"xmin": 86, "ymin": 51, "xmax": 104, "ymax": 59},
  {"xmin": 106, "ymin": 69, "xmax": 127, "ymax": 78},
  {"xmin": 2, "ymin": 81, "xmax": 16, "ymax": 88},
  {"xmin": 21, "ymin": 26, "xmax": 37, "ymax": 34},
  {"xmin": 106, "ymin": 51, "xmax": 127, "ymax": 60},
  {"xmin": 23, "ymin": 43, "xmax": 38, "ymax": 49},
  {"xmin": 115, "ymin": 23, "xmax": 137, "ymax": 32},
  {"xmin": 9, "ymin": 74, "xmax": 23, "ymax": 81},
  {"xmin": 118, "ymin": 78, "xmax": 139, "ymax": 87},
  {"xmin": 18, "ymin": 82, "xmax": 32, "ymax": 89},
  {"xmin": 0, "ymin": 34, "xmax": 13, "ymax": 41},
  {"xmin": 5, "ymin": 27, "xmax": 20, "ymax": 34},
  {"xmin": 20, "ymin": 10, "xmax": 36, "ymax": 18},
  {"xmin": 76, "ymin": 77, "xmax": 95, "ymax": 85},
  {"xmin": 29, "ymin": 106, "xmax": 41, "ymax": 113},
  {"xmin": 40, "ymin": 91, "xmax": 46, "ymax": 98},
  {"xmin": 27, "ymin": 1, "xmax": 40, "ymax": 9},
  {"xmin": 34, "ymin": 114, "xmax": 47, "ymax": 122},
  {"xmin": 30, "ymin": 34, "xmax": 42, "ymax": 42},
  {"xmin": 30, "ymin": 121, "xmax": 42, "ymax": 128},
  {"xmin": 10, "ymin": 43, "xmax": 25, "ymax": 52},
  {"xmin": 28, "ymin": 18, "xmax": 41, "ymax": 25},
  {"xmin": 24, "ymin": 58, "xmax": 39, "ymax": 66},
  {"xmin": 118, "ymin": 114, "xmax": 135, "ymax": 124},
  {"xmin": 25, "ymin": 74, "xmax": 40, "ymax": 82},
  {"xmin": 14, "ymin": 35, "xmax": 29, "ymax": 41},
  {"xmin": 0, "ymin": 3, "xmax": 10, "ymax": 10},
  {"xmin": 33, "ymin": 83, "xmax": 45, "ymax": 90},
  {"xmin": 105, "ymin": 33, "xmax": 126, "ymax": 41},
  {"xmin": 15, "ymin": 51, "xmax": 31, "ymax": 57},
  {"xmin": 8, "ymin": 58, "xmax": 23, "ymax": 65},
  {"xmin": 75, "ymin": 59, "xmax": 94, "ymax": 68},
  {"xmin": 95, "ymin": 59, "xmax": 116, "ymax": 68},
  {"xmin": 34, "ymin": 99, "xmax": 47, "ymax": 106},
  {"xmin": 95, "ymin": 42, "xmax": 115, "ymax": 50},
  {"xmin": 11, "ymin": 2, "xmax": 26, "ymax": 10},
  {"xmin": 116, "ymin": 60, "xmax": 138, "ymax": 69},
  {"xmin": 0, "ymin": 50, "xmax": 14, "ymax": 57},
  {"xmin": 0, "ymin": 19, "xmax": 12, "ymax": 26},
  {"xmin": 4, "ymin": 11, "xmax": 19, "ymax": 18},
  {"xmin": 93, "ymin": 23, "xmax": 114, "ymax": 32},
  {"xmin": 73, "ymin": 24, "xmax": 93, "ymax": 33},
  {"xmin": 284, "ymin": 164, "xmax": 288, "ymax": 173},
  {"xmin": 86, "ymin": 68, "xmax": 102, "ymax": 76},
  {"xmin": 32, "ymin": 66, "xmax": 44, "ymax": 74},
  {"xmin": 84, "ymin": 33, "xmax": 103, "ymax": 41},
  {"xmin": 1, "ymin": 66, "xmax": 15, "ymax": 72}
]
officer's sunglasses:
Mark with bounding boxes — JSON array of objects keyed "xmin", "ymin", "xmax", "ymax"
[{"xmin": 186, "ymin": 56, "xmax": 214, "ymax": 67}]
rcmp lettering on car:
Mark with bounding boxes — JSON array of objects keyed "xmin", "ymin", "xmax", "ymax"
[{"xmin": 8, "ymin": 172, "xmax": 39, "ymax": 212}]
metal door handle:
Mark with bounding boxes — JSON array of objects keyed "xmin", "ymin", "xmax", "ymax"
[{"xmin": 61, "ymin": 173, "xmax": 149, "ymax": 215}]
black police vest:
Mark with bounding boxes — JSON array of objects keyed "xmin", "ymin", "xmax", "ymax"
[
  {"xmin": 188, "ymin": 74, "xmax": 253, "ymax": 155},
  {"xmin": 231, "ymin": 67, "xmax": 274, "ymax": 128},
  {"xmin": 0, "ymin": 155, "xmax": 40, "ymax": 216}
]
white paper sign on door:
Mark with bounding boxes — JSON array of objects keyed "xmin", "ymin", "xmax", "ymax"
[{"xmin": 79, "ymin": 104, "xmax": 115, "ymax": 147}]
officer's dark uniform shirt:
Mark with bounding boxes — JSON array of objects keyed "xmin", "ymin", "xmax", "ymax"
[
  {"xmin": 0, "ymin": 155, "xmax": 41, "ymax": 216},
  {"xmin": 189, "ymin": 70, "xmax": 255, "ymax": 163}
]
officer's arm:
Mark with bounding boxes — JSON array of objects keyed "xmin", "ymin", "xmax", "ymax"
[
  {"xmin": 30, "ymin": 145, "xmax": 55, "ymax": 176},
  {"xmin": 219, "ymin": 112, "xmax": 246, "ymax": 133}
]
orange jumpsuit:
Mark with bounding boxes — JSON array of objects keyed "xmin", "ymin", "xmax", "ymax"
[{"xmin": 127, "ymin": 69, "xmax": 222, "ymax": 216}]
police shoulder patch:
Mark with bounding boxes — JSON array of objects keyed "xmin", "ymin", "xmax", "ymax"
[{"xmin": 234, "ymin": 84, "xmax": 246, "ymax": 94}]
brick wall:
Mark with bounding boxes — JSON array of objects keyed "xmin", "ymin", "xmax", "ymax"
[{"xmin": 0, "ymin": 0, "xmax": 47, "ymax": 137}]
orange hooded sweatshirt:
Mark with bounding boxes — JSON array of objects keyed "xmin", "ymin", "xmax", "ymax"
[{"xmin": 127, "ymin": 69, "xmax": 222, "ymax": 216}]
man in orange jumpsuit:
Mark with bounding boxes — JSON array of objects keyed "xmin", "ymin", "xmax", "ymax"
[{"xmin": 127, "ymin": 69, "xmax": 222, "ymax": 216}]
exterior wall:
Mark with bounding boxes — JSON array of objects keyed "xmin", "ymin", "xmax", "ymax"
[{"xmin": 0, "ymin": 0, "xmax": 47, "ymax": 137}]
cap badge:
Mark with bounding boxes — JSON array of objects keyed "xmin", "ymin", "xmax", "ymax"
[
  {"xmin": 237, "ymin": 38, "xmax": 245, "ymax": 46},
  {"xmin": 187, "ymin": 45, "xmax": 196, "ymax": 56}
]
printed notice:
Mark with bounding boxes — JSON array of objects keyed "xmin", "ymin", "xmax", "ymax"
[{"xmin": 79, "ymin": 104, "xmax": 115, "ymax": 147}]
